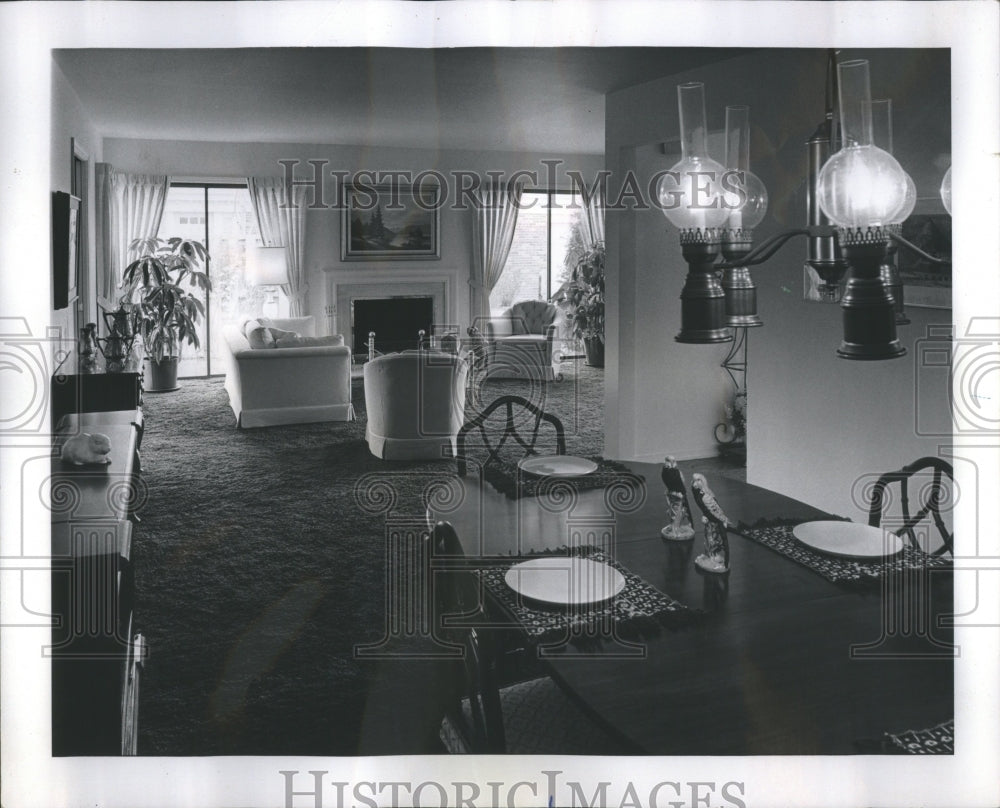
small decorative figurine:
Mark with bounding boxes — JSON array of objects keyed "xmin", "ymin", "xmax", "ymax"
[
  {"xmin": 660, "ymin": 455, "xmax": 695, "ymax": 541},
  {"xmin": 78, "ymin": 323, "xmax": 99, "ymax": 373},
  {"xmin": 61, "ymin": 432, "xmax": 112, "ymax": 466},
  {"xmin": 691, "ymin": 473, "xmax": 734, "ymax": 574}
]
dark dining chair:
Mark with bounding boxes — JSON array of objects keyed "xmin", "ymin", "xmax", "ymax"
[
  {"xmin": 430, "ymin": 521, "xmax": 624, "ymax": 754},
  {"xmin": 455, "ymin": 394, "xmax": 566, "ymax": 476},
  {"xmin": 868, "ymin": 456, "xmax": 954, "ymax": 557}
]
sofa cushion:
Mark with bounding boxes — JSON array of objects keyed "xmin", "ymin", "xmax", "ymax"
[{"xmin": 273, "ymin": 334, "xmax": 345, "ymax": 349}]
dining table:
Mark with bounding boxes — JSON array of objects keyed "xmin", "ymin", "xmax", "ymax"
[{"xmin": 426, "ymin": 459, "xmax": 954, "ymax": 755}]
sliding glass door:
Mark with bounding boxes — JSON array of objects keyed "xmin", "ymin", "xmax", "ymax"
[
  {"xmin": 488, "ymin": 188, "xmax": 584, "ymax": 316},
  {"xmin": 158, "ymin": 184, "xmax": 263, "ymax": 377}
]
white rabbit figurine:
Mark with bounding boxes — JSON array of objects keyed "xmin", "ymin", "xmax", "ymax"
[{"xmin": 61, "ymin": 432, "xmax": 112, "ymax": 465}]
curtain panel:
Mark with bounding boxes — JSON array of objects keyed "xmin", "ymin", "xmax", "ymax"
[
  {"xmin": 95, "ymin": 165, "xmax": 169, "ymax": 305},
  {"xmin": 581, "ymin": 181, "xmax": 606, "ymax": 248},
  {"xmin": 469, "ymin": 182, "xmax": 524, "ymax": 325},
  {"xmin": 247, "ymin": 177, "xmax": 309, "ymax": 317}
]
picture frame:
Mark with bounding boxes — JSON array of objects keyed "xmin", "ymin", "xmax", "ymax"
[
  {"xmin": 897, "ymin": 210, "xmax": 952, "ymax": 310},
  {"xmin": 341, "ymin": 182, "xmax": 440, "ymax": 260},
  {"xmin": 52, "ymin": 191, "xmax": 81, "ymax": 310}
]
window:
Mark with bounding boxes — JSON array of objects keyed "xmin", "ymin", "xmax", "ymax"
[
  {"xmin": 489, "ymin": 189, "xmax": 587, "ymax": 316},
  {"xmin": 158, "ymin": 183, "xmax": 265, "ymax": 378}
]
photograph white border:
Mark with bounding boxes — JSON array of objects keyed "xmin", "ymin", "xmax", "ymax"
[{"xmin": 1, "ymin": 2, "xmax": 997, "ymax": 807}]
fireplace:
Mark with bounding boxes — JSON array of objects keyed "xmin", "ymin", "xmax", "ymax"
[
  {"xmin": 352, "ymin": 296, "xmax": 434, "ymax": 354},
  {"xmin": 325, "ymin": 268, "xmax": 459, "ymax": 353}
]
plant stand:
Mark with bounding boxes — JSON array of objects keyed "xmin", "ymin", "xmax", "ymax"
[{"xmin": 715, "ymin": 326, "xmax": 748, "ymax": 459}]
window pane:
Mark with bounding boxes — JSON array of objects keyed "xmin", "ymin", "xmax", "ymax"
[
  {"xmin": 159, "ymin": 188, "xmax": 209, "ymax": 376},
  {"xmin": 158, "ymin": 185, "xmax": 262, "ymax": 378},
  {"xmin": 206, "ymin": 186, "xmax": 263, "ymax": 371},
  {"xmin": 551, "ymin": 189, "xmax": 585, "ymax": 294}
]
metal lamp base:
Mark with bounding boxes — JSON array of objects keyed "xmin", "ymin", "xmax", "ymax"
[
  {"xmin": 676, "ymin": 233, "xmax": 734, "ymax": 345},
  {"xmin": 837, "ymin": 229, "xmax": 906, "ymax": 361},
  {"xmin": 721, "ymin": 232, "xmax": 764, "ymax": 328}
]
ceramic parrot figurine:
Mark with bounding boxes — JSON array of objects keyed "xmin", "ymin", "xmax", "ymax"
[
  {"xmin": 691, "ymin": 473, "xmax": 734, "ymax": 573},
  {"xmin": 660, "ymin": 456, "xmax": 695, "ymax": 541}
]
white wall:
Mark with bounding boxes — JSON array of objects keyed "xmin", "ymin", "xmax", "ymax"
[
  {"xmin": 607, "ymin": 48, "xmax": 953, "ymax": 518},
  {"xmin": 102, "ymin": 138, "xmax": 603, "ymax": 333},
  {"xmin": 50, "ymin": 59, "xmax": 103, "ymax": 336}
]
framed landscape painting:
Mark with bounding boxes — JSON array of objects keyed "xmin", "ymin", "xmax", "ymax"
[{"xmin": 341, "ymin": 183, "xmax": 440, "ymax": 260}]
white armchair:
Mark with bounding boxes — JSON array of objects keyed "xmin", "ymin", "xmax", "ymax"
[
  {"xmin": 363, "ymin": 350, "xmax": 469, "ymax": 460},
  {"xmin": 222, "ymin": 316, "xmax": 354, "ymax": 428},
  {"xmin": 482, "ymin": 300, "xmax": 560, "ymax": 381}
]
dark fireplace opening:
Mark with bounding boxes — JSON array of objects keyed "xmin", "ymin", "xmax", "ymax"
[{"xmin": 352, "ymin": 296, "xmax": 434, "ymax": 354}]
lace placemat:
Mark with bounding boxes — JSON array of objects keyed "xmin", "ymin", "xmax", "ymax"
[
  {"xmin": 735, "ymin": 518, "xmax": 951, "ymax": 586},
  {"xmin": 887, "ymin": 719, "xmax": 954, "ymax": 754},
  {"xmin": 480, "ymin": 456, "xmax": 644, "ymax": 501},
  {"xmin": 478, "ymin": 545, "xmax": 701, "ymax": 648}
]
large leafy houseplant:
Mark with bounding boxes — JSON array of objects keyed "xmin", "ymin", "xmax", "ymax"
[
  {"xmin": 121, "ymin": 237, "xmax": 211, "ymax": 389},
  {"xmin": 555, "ymin": 241, "xmax": 605, "ymax": 366}
]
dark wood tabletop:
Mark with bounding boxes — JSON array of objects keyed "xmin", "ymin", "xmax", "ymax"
[
  {"xmin": 428, "ymin": 461, "xmax": 954, "ymax": 755},
  {"xmin": 50, "ymin": 411, "xmax": 141, "ymax": 524}
]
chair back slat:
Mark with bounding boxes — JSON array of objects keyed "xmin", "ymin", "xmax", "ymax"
[
  {"xmin": 456, "ymin": 395, "xmax": 566, "ymax": 475},
  {"xmin": 868, "ymin": 457, "xmax": 954, "ymax": 556}
]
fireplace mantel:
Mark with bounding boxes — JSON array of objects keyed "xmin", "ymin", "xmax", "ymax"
[{"xmin": 324, "ymin": 267, "xmax": 461, "ymax": 351}]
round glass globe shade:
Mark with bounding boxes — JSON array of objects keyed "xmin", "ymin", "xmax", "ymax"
[
  {"xmin": 888, "ymin": 171, "xmax": 917, "ymax": 225},
  {"xmin": 657, "ymin": 154, "xmax": 731, "ymax": 231},
  {"xmin": 940, "ymin": 166, "xmax": 952, "ymax": 216},
  {"xmin": 817, "ymin": 144, "xmax": 911, "ymax": 229},
  {"xmin": 721, "ymin": 168, "xmax": 769, "ymax": 230}
]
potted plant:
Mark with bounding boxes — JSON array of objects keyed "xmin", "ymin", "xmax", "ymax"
[
  {"xmin": 555, "ymin": 241, "xmax": 605, "ymax": 367},
  {"xmin": 120, "ymin": 236, "xmax": 211, "ymax": 392}
]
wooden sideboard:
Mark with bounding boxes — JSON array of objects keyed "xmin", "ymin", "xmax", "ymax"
[
  {"xmin": 51, "ymin": 408, "xmax": 146, "ymax": 755},
  {"xmin": 51, "ymin": 349, "xmax": 144, "ymax": 429}
]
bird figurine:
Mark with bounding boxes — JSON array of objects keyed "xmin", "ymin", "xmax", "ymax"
[
  {"xmin": 691, "ymin": 473, "xmax": 734, "ymax": 573},
  {"xmin": 660, "ymin": 456, "xmax": 695, "ymax": 541}
]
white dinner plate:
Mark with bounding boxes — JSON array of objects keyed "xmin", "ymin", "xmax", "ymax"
[
  {"xmin": 792, "ymin": 521, "xmax": 905, "ymax": 559},
  {"xmin": 504, "ymin": 557, "xmax": 626, "ymax": 606},
  {"xmin": 517, "ymin": 455, "xmax": 598, "ymax": 477}
]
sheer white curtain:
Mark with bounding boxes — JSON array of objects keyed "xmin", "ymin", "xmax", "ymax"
[
  {"xmin": 469, "ymin": 182, "xmax": 524, "ymax": 324},
  {"xmin": 581, "ymin": 181, "xmax": 605, "ymax": 248},
  {"xmin": 247, "ymin": 177, "xmax": 308, "ymax": 316},
  {"xmin": 95, "ymin": 164, "xmax": 169, "ymax": 304}
]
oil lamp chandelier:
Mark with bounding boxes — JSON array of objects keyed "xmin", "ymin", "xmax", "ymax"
[{"xmin": 658, "ymin": 55, "xmax": 952, "ymax": 360}]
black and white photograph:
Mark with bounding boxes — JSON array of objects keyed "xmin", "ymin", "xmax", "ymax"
[{"xmin": 1, "ymin": 2, "xmax": 998, "ymax": 808}]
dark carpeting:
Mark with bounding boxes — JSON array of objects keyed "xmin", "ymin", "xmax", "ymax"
[
  {"xmin": 135, "ymin": 360, "xmax": 606, "ymax": 755},
  {"xmin": 133, "ymin": 359, "xmax": 743, "ymax": 755}
]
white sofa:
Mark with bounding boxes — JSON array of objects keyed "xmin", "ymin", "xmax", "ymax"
[
  {"xmin": 363, "ymin": 350, "xmax": 469, "ymax": 460},
  {"xmin": 222, "ymin": 316, "xmax": 355, "ymax": 428}
]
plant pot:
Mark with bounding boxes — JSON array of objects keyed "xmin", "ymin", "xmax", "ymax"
[
  {"xmin": 145, "ymin": 357, "xmax": 180, "ymax": 392},
  {"xmin": 583, "ymin": 336, "xmax": 605, "ymax": 368}
]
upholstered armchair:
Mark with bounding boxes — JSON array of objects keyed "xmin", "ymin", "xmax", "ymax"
[
  {"xmin": 363, "ymin": 350, "xmax": 470, "ymax": 460},
  {"xmin": 483, "ymin": 300, "xmax": 560, "ymax": 381}
]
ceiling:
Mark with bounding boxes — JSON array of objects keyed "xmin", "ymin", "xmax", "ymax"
[{"xmin": 54, "ymin": 47, "xmax": 744, "ymax": 154}]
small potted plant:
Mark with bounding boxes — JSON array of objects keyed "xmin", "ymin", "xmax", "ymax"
[
  {"xmin": 120, "ymin": 236, "xmax": 211, "ymax": 392},
  {"xmin": 555, "ymin": 242, "xmax": 605, "ymax": 367}
]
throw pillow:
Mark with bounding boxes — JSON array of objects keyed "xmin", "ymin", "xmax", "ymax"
[
  {"xmin": 244, "ymin": 320, "xmax": 277, "ymax": 349},
  {"xmin": 267, "ymin": 327, "xmax": 299, "ymax": 343}
]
